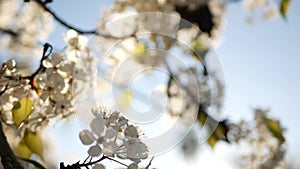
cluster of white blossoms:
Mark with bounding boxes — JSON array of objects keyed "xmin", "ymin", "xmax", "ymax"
[
  {"xmin": 79, "ymin": 108, "xmax": 148, "ymax": 166},
  {"xmin": 0, "ymin": 0, "xmax": 53, "ymax": 57},
  {"xmin": 0, "ymin": 26, "xmax": 151, "ymax": 167},
  {"xmin": 243, "ymin": 0, "xmax": 280, "ymax": 22},
  {"xmin": 230, "ymin": 109, "xmax": 286, "ymax": 169},
  {"xmin": 0, "ymin": 60, "xmax": 31, "ymax": 114},
  {"xmin": 109, "ymin": 0, "xmax": 225, "ymax": 39},
  {"xmin": 0, "ymin": 55, "xmax": 74, "ymax": 133},
  {"xmin": 0, "ymin": 29, "xmax": 91, "ymax": 134},
  {"xmin": 89, "ymin": 1, "xmax": 227, "ymax": 154}
]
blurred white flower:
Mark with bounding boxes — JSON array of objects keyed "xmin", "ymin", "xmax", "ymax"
[
  {"xmin": 263, "ymin": 5, "xmax": 279, "ymax": 20},
  {"xmin": 64, "ymin": 29, "xmax": 89, "ymax": 62},
  {"xmin": 243, "ymin": 0, "xmax": 280, "ymax": 22},
  {"xmin": 0, "ymin": 0, "xmax": 18, "ymax": 28},
  {"xmin": 0, "ymin": 1, "xmax": 53, "ymax": 57},
  {"xmin": 64, "ymin": 29, "xmax": 88, "ymax": 50}
]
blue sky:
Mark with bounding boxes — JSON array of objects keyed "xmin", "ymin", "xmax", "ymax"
[
  {"xmin": 46, "ymin": 0, "xmax": 300, "ymax": 167},
  {"xmin": 218, "ymin": 1, "xmax": 300, "ymax": 160}
]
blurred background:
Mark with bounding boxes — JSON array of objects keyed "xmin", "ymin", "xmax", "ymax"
[{"xmin": 0, "ymin": 0, "xmax": 299, "ymax": 168}]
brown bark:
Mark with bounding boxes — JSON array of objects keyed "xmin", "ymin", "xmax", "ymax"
[{"xmin": 0, "ymin": 121, "xmax": 24, "ymax": 169}]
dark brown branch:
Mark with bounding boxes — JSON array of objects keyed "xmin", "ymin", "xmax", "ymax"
[
  {"xmin": 25, "ymin": 43, "xmax": 52, "ymax": 80},
  {"xmin": 81, "ymin": 155, "xmax": 128, "ymax": 168},
  {"xmin": 0, "ymin": 121, "xmax": 24, "ymax": 169},
  {"xmin": 0, "ymin": 44, "xmax": 50, "ymax": 169},
  {"xmin": 0, "ymin": 28, "xmax": 18, "ymax": 37},
  {"xmin": 3, "ymin": 43, "xmax": 52, "ymax": 84},
  {"xmin": 0, "ymin": 74, "xmax": 24, "ymax": 169}
]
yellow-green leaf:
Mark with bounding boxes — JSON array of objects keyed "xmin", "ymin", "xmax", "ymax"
[
  {"xmin": 263, "ymin": 117, "xmax": 285, "ymax": 144},
  {"xmin": 119, "ymin": 90, "xmax": 133, "ymax": 109},
  {"xmin": 24, "ymin": 130, "xmax": 44, "ymax": 159},
  {"xmin": 134, "ymin": 42, "xmax": 147, "ymax": 57},
  {"xmin": 207, "ymin": 135, "xmax": 218, "ymax": 148},
  {"xmin": 214, "ymin": 124, "xmax": 226, "ymax": 139},
  {"xmin": 197, "ymin": 112, "xmax": 207, "ymax": 125},
  {"xmin": 12, "ymin": 97, "xmax": 34, "ymax": 128},
  {"xmin": 191, "ymin": 40, "xmax": 207, "ymax": 61},
  {"xmin": 280, "ymin": 0, "xmax": 291, "ymax": 19},
  {"xmin": 16, "ymin": 140, "xmax": 33, "ymax": 159},
  {"xmin": 198, "ymin": 112, "xmax": 230, "ymax": 147}
]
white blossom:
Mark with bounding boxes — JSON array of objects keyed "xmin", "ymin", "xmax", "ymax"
[
  {"xmin": 124, "ymin": 125, "xmax": 139, "ymax": 138},
  {"xmin": 92, "ymin": 163, "xmax": 106, "ymax": 169},
  {"xmin": 79, "ymin": 130, "xmax": 96, "ymax": 145}
]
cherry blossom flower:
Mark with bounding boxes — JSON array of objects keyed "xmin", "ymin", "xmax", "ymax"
[{"xmin": 79, "ymin": 108, "xmax": 148, "ymax": 162}]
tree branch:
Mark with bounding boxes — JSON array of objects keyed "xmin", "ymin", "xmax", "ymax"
[
  {"xmin": 32, "ymin": 0, "xmax": 97, "ymax": 35},
  {"xmin": 31, "ymin": 0, "xmax": 134, "ymax": 39},
  {"xmin": 0, "ymin": 28, "xmax": 18, "ymax": 37},
  {"xmin": 2, "ymin": 43, "xmax": 52, "ymax": 89},
  {"xmin": 0, "ymin": 121, "xmax": 24, "ymax": 169}
]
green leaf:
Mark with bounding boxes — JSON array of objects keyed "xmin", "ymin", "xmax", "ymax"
[
  {"xmin": 197, "ymin": 112, "xmax": 207, "ymax": 125},
  {"xmin": 12, "ymin": 97, "xmax": 34, "ymax": 128},
  {"xmin": 119, "ymin": 90, "xmax": 133, "ymax": 109},
  {"xmin": 24, "ymin": 130, "xmax": 44, "ymax": 159},
  {"xmin": 280, "ymin": 0, "xmax": 291, "ymax": 19},
  {"xmin": 214, "ymin": 124, "xmax": 226, "ymax": 139},
  {"xmin": 134, "ymin": 42, "xmax": 147, "ymax": 57},
  {"xmin": 18, "ymin": 157, "xmax": 46, "ymax": 169},
  {"xmin": 207, "ymin": 135, "xmax": 218, "ymax": 148},
  {"xmin": 198, "ymin": 111, "xmax": 230, "ymax": 148},
  {"xmin": 191, "ymin": 39, "xmax": 209, "ymax": 61},
  {"xmin": 16, "ymin": 140, "xmax": 33, "ymax": 159},
  {"xmin": 263, "ymin": 117, "xmax": 285, "ymax": 144}
]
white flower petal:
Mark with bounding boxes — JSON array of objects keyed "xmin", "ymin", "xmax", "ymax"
[
  {"xmin": 66, "ymin": 29, "xmax": 78, "ymax": 39},
  {"xmin": 105, "ymin": 127, "xmax": 118, "ymax": 139},
  {"xmin": 50, "ymin": 53, "xmax": 63, "ymax": 65},
  {"xmin": 118, "ymin": 116, "xmax": 128, "ymax": 127},
  {"xmin": 124, "ymin": 139, "xmax": 148, "ymax": 160},
  {"xmin": 90, "ymin": 117, "xmax": 106, "ymax": 137},
  {"xmin": 88, "ymin": 145, "xmax": 103, "ymax": 157},
  {"xmin": 79, "ymin": 130, "xmax": 96, "ymax": 145},
  {"xmin": 125, "ymin": 125, "xmax": 139, "ymax": 138},
  {"xmin": 108, "ymin": 111, "xmax": 120, "ymax": 123},
  {"xmin": 92, "ymin": 163, "xmax": 105, "ymax": 169},
  {"xmin": 127, "ymin": 163, "xmax": 139, "ymax": 169},
  {"xmin": 103, "ymin": 141, "xmax": 118, "ymax": 156}
]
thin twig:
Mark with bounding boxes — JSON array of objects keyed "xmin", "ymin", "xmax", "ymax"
[
  {"xmin": 82, "ymin": 155, "xmax": 128, "ymax": 168},
  {"xmin": 0, "ymin": 27, "xmax": 18, "ymax": 36},
  {"xmin": 32, "ymin": 0, "xmax": 97, "ymax": 35},
  {"xmin": 31, "ymin": 0, "xmax": 137, "ymax": 39},
  {"xmin": 145, "ymin": 156, "xmax": 154, "ymax": 169},
  {"xmin": 27, "ymin": 43, "xmax": 52, "ymax": 80},
  {"xmin": 61, "ymin": 155, "xmax": 129, "ymax": 168}
]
